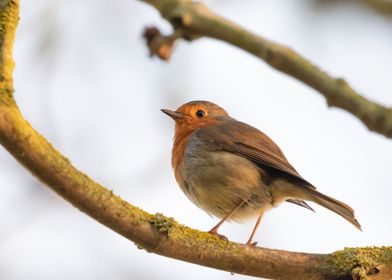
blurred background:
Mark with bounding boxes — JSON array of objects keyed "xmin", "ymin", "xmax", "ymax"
[{"xmin": 1, "ymin": 0, "xmax": 392, "ymax": 279}]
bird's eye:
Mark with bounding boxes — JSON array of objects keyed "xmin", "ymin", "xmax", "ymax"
[{"xmin": 195, "ymin": 110, "xmax": 206, "ymax": 118}]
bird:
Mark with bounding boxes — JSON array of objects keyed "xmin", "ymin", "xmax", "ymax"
[{"xmin": 161, "ymin": 100, "xmax": 361, "ymax": 245}]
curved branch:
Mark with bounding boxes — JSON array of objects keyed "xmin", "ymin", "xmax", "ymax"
[
  {"xmin": 140, "ymin": 0, "xmax": 392, "ymax": 139},
  {"xmin": 1, "ymin": 1, "xmax": 392, "ymax": 279},
  {"xmin": 2, "ymin": 106, "xmax": 392, "ymax": 280}
]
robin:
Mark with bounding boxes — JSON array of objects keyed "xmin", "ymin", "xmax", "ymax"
[{"xmin": 162, "ymin": 100, "xmax": 361, "ymax": 245}]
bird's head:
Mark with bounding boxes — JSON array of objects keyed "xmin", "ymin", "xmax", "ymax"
[{"xmin": 161, "ymin": 101, "xmax": 229, "ymax": 133}]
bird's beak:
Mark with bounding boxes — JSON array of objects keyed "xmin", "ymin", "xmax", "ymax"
[{"xmin": 161, "ymin": 109, "xmax": 185, "ymax": 120}]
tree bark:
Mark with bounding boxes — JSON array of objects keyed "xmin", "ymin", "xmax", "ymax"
[{"xmin": 1, "ymin": 1, "xmax": 392, "ymax": 279}]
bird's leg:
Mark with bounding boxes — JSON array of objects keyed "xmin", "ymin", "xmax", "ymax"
[
  {"xmin": 246, "ymin": 210, "xmax": 264, "ymax": 246},
  {"xmin": 208, "ymin": 201, "xmax": 246, "ymax": 240}
]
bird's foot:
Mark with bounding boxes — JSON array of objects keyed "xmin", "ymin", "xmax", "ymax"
[
  {"xmin": 246, "ymin": 241, "xmax": 258, "ymax": 247},
  {"xmin": 208, "ymin": 229, "xmax": 228, "ymax": 241}
]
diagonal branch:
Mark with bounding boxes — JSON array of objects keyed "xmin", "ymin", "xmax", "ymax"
[
  {"xmin": 1, "ymin": 1, "xmax": 392, "ymax": 279},
  {"xmin": 2, "ymin": 103, "xmax": 392, "ymax": 280},
  {"xmin": 140, "ymin": 0, "xmax": 392, "ymax": 139}
]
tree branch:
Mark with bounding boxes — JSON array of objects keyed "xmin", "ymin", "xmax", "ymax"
[
  {"xmin": 1, "ymin": 1, "xmax": 392, "ymax": 279},
  {"xmin": 140, "ymin": 0, "xmax": 392, "ymax": 139},
  {"xmin": 364, "ymin": 0, "xmax": 392, "ymax": 15},
  {"xmin": 0, "ymin": 0, "xmax": 17, "ymax": 98}
]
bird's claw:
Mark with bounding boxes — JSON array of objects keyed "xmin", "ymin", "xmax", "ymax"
[
  {"xmin": 246, "ymin": 241, "xmax": 258, "ymax": 247},
  {"xmin": 208, "ymin": 231, "xmax": 228, "ymax": 241}
]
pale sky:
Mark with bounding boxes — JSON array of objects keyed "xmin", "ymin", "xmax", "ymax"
[{"xmin": 1, "ymin": 0, "xmax": 392, "ymax": 279}]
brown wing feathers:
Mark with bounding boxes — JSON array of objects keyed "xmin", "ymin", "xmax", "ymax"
[{"xmin": 196, "ymin": 119, "xmax": 313, "ymax": 187}]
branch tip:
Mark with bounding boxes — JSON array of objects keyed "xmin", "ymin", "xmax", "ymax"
[{"xmin": 142, "ymin": 26, "xmax": 176, "ymax": 61}]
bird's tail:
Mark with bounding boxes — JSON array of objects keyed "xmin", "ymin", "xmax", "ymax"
[{"xmin": 303, "ymin": 187, "xmax": 362, "ymax": 230}]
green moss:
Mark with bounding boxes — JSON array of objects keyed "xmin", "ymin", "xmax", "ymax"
[
  {"xmin": 329, "ymin": 247, "xmax": 392, "ymax": 279},
  {"xmin": 335, "ymin": 77, "xmax": 348, "ymax": 87},
  {"xmin": 146, "ymin": 212, "xmax": 232, "ymax": 250},
  {"xmin": 0, "ymin": 87, "xmax": 15, "ymax": 106},
  {"xmin": 0, "ymin": 0, "xmax": 18, "ymax": 38},
  {"xmin": 0, "ymin": 0, "xmax": 18, "ymax": 99},
  {"xmin": 148, "ymin": 213, "xmax": 175, "ymax": 235}
]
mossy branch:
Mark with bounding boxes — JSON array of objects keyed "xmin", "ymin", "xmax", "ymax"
[
  {"xmin": 0, "ymin": 0, "xmax": 17, "ymax": 97},
  {"xmin": 139, "ymin": 0, "xmax": 392, "ymax": 139},
  {"xmin": 1, "ymin": 1, "xmax": 392, "ymax": 279}
]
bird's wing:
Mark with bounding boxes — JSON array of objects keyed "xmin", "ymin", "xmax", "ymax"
[{"xmin": 195, "ymin": 118, "xmax": 315, "ymax": 189}]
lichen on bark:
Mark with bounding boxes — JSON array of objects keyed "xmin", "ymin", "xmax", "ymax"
[
  {"xmin": 0, "ymin": 0, "xmax": 18, "ymax": 97},
  {"xmin": 329, "ymin": 247, "xmax": 392, "ymax": 279},
  {"xmin": 1, "ymin": 1, "xmax": 392, "ymax": 279}
]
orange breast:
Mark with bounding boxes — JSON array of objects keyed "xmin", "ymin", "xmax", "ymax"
[
  {"xmin": 172, "ymin": 125, "xmax": 193, "ymax": 185},
  {"xmin": 171, "ymin": 118, "xmax": 219, "ymax": 186}
]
